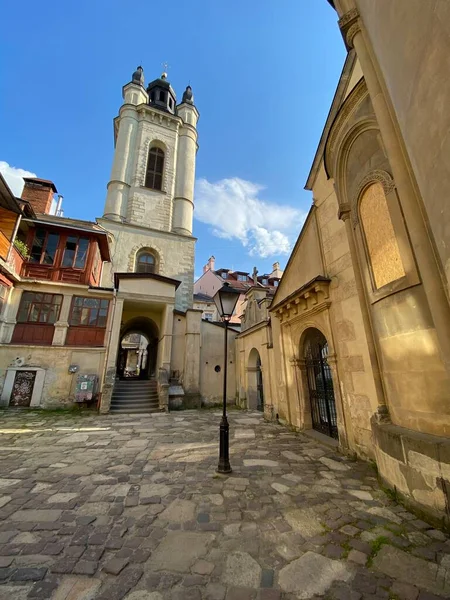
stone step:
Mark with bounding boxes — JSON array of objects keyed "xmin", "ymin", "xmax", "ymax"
[
  {"xmin": 113, "ymin": 388, "xmax": 157, "ymax": 394},
  {"xmin": 114, "ymin": 383, "xmax": 157, "ymax": 389},
  {"xmin": 110, "ymin": 399, "xmax": 159, "ymax": 406},
  {"xmin": 111, "ymin": 391, "xmax": 159, "ymax": 399},
  {"xmin": 111, "ymin": 398, "xmax": 159, "ymax": 405},
  {"xmin": 110, "ymin": 407, "xmax": 162, "ymax": 414},
  {"xmin": 110, "ymin": 404, "xmax": 159, "ymax": 411}
]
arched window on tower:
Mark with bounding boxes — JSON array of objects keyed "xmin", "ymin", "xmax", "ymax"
[
  {"xmin": 145, "ymin": 147, "xmax": 164, "ymax": 191},
  {"xmin": 136, "ymin": 250, "xmax": 157, "ymax": 274}
]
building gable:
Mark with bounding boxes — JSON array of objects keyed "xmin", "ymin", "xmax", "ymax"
[{"xmin": 271, "ymin": 207, "xmax": 324, "ymax": 308}]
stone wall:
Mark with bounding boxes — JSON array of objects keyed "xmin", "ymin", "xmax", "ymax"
[
  {"xmin": 372, "ymin": 420, "xmax": 450, "ymax": 529},
  {"xmin": 313, "ymin": 165, "xmax": 379, "ymax": 457},
  {"xmin": 99, "ymin": 219, "xmax": 195, "ymax": 312},
  {"xmin": 236, "ymin": 318, "xmax": 285, "ymax": 423},
  {"xmin": 356, "ymin": 0, "xmax": 450, "ymax": 292}
]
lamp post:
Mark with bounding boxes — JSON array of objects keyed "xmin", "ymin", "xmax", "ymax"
[{"xmin": 213, "ymin": 282, "xmax": 241, "ymax": 474}]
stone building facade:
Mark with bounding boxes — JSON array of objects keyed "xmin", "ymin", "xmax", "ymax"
[
  {"xmin": 0, "ymin": 176, "xmax": 113, "ymax": 409},
  {"xmin": 98, "ymin": 66, "xmax": 221, "ymax": 412},
  {"xmin": 194, "ymin": 256, "xmax": 283, "ymax": 328},
  {"xmin": 0, "ymin": 66, "xmax": 230, "ymax": 411},
  {"xmin": 237, "ymin": 3, "xmax": 450, "ymax": 528}
]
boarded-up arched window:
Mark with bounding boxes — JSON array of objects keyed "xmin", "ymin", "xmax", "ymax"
[
  {"xmin": 145, "ymin": 147, "xmax": 164, "ymax": 190},
  {"xmin": 359, "ymin": 182, "xmax": 405, "ymax": 289}
]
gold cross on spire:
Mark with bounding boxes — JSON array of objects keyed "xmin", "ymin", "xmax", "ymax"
[{"xmin": 161, "ymin": 61, "xmax": 169, "ymax": 78}]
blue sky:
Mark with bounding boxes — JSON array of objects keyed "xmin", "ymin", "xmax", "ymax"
[{"xmin": 0, "ymin": 0, "xmax": 345, "ymax": 279}]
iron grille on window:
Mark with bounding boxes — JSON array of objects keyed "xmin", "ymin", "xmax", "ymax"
[
  {"xmin": 145, "ymin": 148, "xmax": 164, "ymax": 190},
  {"xmin": 69, "ymin": 297, "xmax": 109, "ymax": 328}
]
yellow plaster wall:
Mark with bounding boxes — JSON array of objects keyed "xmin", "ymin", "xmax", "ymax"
[
  {"xmin": 121, "ymin": 307, "xmax": 163, "ymax": 333},
  {"xmin": 200, "ymin": 322, "xmax": 237, "ymax": 406},
  {"xmin": 118, "ymin": 278, "xmax": 176, "ymax": 300},
  {"xmin": 171, "ymin": 312, "xmax": 186, "ymax": 377},
  {"xmin": 0, "ymin": 345, "xmax": 106, "ymax": 407}
]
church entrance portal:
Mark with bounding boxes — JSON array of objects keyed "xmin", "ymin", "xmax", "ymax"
[
  {"xmin": 303, "ymin": 328, "xmax": 338, "ymax": 439},
  {"xmin": 117, "ymin": 317, "xmax": 159, "ymax": 380}
]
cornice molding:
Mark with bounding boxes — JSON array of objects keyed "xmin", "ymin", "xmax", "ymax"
[
  {"xmin": 325, "ymin": 78, "xmax": 368, "ymax": 178},
  {"xmin": 272, "ymin": 279, "xmax": 331, "ymax": 324},
  {"xmin": 338, "ymin": 8, "xmax": 360, "ymax": 50}
]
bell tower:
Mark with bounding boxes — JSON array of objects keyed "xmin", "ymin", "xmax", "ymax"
[
  {"xmin": 103, "ymin": 66, "xmax": 199, "ymax": 237},
  {"xmin": 100, "ymin": 66, "xmax": 199, "ymax": 311}
]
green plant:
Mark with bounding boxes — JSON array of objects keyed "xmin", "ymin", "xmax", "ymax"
[
  {"xmin": 367, "ymin": 535, "xmax": 391, "ymax": 566},
  {"xmin": 14, "ymin": 238, "xmax": 30, "ymax": 258},
  {"xmin": 381, "ymin": 483, "xmax": 398, "ymax": 503},
  {"xmin": 340, "ymin": 540, "xmax": 351, "ymax": 559}
]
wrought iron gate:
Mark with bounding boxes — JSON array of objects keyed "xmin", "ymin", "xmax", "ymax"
[
  {"xmin": 256, "ymin": 355, "xmax": 264, "ymax": 412},
  {"xmin": 304, "ymin": 331, "xmax": 338, "ymax": 439}
]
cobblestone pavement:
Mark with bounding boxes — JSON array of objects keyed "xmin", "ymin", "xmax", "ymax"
[{"xmin": 0, "ymin": 409, "xmax": 448, "ymax": 600}]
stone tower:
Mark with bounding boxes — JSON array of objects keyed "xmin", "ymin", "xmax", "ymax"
[{"xmin": 100, "ymin": 66, "xmax": 199, "ymax": 311}]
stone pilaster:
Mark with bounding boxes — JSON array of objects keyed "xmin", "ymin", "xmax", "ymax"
[
  {"xmin": 52, "ymin": 294, "xmax": 73, "ymax": 346},
  {"xmin": 0, "ymin": 287, "xmax": 23, "ymax": 344},
  {"xmin": 99, "ymin": 297, "xmax": 124, "ymax": 414}
]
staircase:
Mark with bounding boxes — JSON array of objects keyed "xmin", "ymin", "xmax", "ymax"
[{"xmin": 110, "ymin": 379, "xmax": 160, "ymax": 414}]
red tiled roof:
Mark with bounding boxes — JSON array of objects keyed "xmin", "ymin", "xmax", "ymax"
[{"xmin": 213, "ymin": 269, "xmax": 280, "ymax": 293}]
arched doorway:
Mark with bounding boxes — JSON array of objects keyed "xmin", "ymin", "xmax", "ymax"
[
  {"xmin": 117, "ymin": 317, "xmax": 159, "ymax": 380},
  {"xmin": 303, "ymin": 328, "xmax": 338, "ymax": 439},
  {"xmin": 248, "ymin": 348, "xmax": 264, "ymax": 412}
]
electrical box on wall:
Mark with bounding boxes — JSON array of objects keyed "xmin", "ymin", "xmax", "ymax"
[{"xmin": 74, "ymin": 374, "xmax": 97, "ymax": 403}]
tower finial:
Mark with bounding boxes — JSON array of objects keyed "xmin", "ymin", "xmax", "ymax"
[
  {"xmin": 132, "ymin": 65, "xmax": 144, "ymax": 86},
  {"xmin": 182, "ymin": 84, "xmax": 194, "ymax": 105},
  {"xmin": 161, "ymin": 61, "xmax": 169, "ymax": 79}
]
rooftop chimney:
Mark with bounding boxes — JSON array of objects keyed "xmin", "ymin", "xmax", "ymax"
[
  {"xmin": 203, "ymin": 255, "xmax": 216, "ymax": 273},
  {"xmin": 21, "ymin": 177, "xmax": 57, "ymax": 215},
  {"xmin": 272, "ymin": 261, "xmax": 280, "ymax": 271},
  {"xmin": 55, "ymin": 195, "xmax": 64, "ymax": 217}
]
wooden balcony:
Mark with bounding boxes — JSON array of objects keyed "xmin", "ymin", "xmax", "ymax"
[
  {"xmin": 21, "ymin": 262, "xmax": 90, "ymax": 284},
  {"xmin": 7, "ymin": 246, "xmax": 25, "ymax": 278}
]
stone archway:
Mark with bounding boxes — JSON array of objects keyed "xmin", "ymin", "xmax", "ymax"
[
  {"xmin": 301, "ymin": 327, "xmax": 338, "ymax": 439},
  {"xmin": 118, "ymin": 317, "xmax": 159, "ymax": 380},
  {"xmin": 247, "ymin": 348, "xmax": 264, "ymax": 411}
]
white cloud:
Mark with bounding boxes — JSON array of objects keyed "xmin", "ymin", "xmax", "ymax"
[
  {"xmin": 0, "ymin": 161, "xmax": 37, "ymax": 197},
  {"xmin": 195, "ymin": 177, "xmax": 305, "ymax": 258}
]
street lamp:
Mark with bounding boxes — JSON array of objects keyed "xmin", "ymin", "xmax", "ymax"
[{"xmin": 213, "ymin": 282, "xmax": 241, "ymax": 473}]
